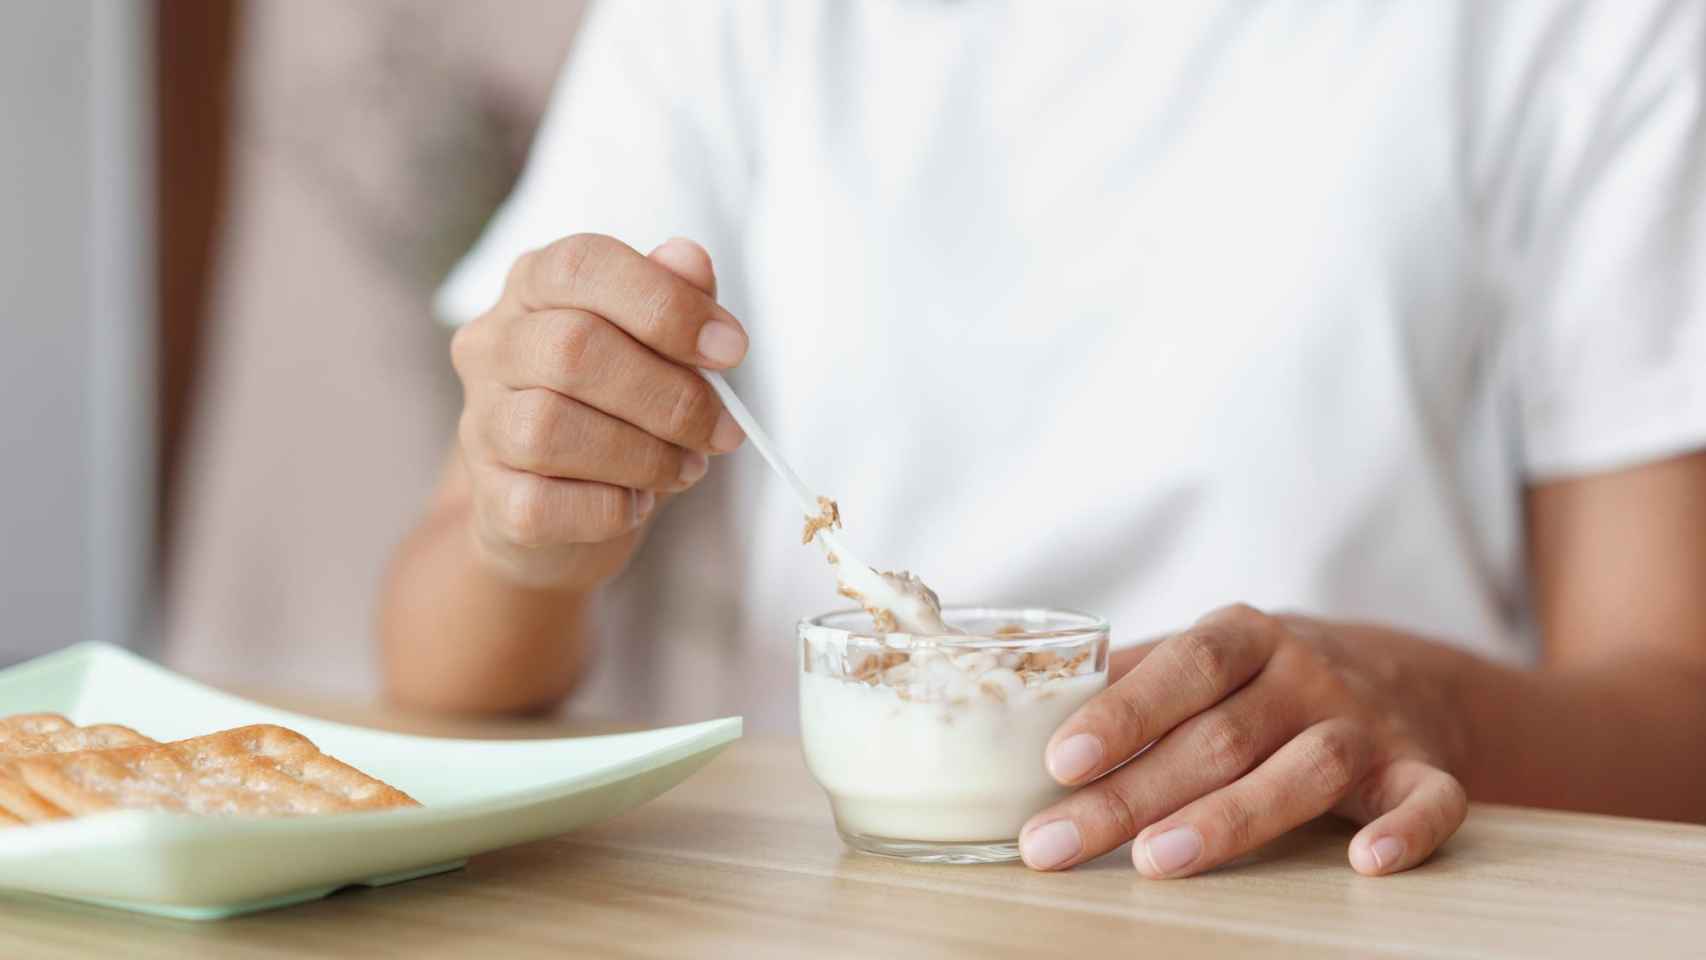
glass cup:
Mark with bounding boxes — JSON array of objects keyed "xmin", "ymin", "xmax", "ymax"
[{"xmin": 798, "ymin": 606, "xmax": 1110, "ymax": 863}]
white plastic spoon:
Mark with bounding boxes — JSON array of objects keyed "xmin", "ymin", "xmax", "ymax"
[{"xmin": 699, "ymin": 370, "xmax": 953, "ymax": 634}]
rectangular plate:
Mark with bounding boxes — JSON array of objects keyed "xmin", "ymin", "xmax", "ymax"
[{"xmin": 0, "ymin": 643, "xmax": 740, "ymax": 919}]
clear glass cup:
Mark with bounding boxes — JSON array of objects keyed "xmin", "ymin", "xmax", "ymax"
[{"xmin": 798, "ymin": 606, "xmax": 1110, "ymax": 864}]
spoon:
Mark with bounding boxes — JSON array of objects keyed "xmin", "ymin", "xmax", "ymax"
[{"xmin": 698, "ymin": 370, "xmax": 952, "ymax": 634}]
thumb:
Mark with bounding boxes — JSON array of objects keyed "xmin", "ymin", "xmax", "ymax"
[{"xmin": 648, "ymin": 236, "xmax": 717, "ymax": 298}]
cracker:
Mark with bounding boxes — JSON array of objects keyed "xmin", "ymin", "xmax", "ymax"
[
  {"xmin": 0, "ymin": 721, "xmax": 154, "ymax": 760},
  {"xmin": 0, "ymin": 713, "xmax": 75, "ymax": 740},
  {"xmin": 0, "ymin": 768, "xmax": 69, "ymax": 822},
  {"xmin": 0, "ymin": 725, "xmax": 417, "ymax": 820},
  {"xmin": 0, "ymin": 714, "xmax": 152, "ymax": 823}
]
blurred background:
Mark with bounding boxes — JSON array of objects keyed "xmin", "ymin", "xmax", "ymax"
[{"xmin": 0, "ymin": 1, "xmax": 585, "ymax": 693}]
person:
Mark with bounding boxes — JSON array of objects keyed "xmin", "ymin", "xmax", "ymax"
[{"xmin": 379, "ymin": 1, "xmax": 1706, "ymax": 879}]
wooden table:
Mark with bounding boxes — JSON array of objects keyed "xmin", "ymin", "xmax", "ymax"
[{"xmin": 3, "ymin": 698, "xmax": 1704, "ymax": 959}]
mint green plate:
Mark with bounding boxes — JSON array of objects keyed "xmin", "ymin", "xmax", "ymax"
[{"xmin": 0, "ymin": 643, "xmax": 741, "ymax": 920}]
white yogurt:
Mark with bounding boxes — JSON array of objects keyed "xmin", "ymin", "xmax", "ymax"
[
  {"xmin": 800, "ymin": 648, "xmax": 1106, "ymax": 843},
  {"xmin": 830, "ymin": 561, "xmax": 955, "ymax": 636}
]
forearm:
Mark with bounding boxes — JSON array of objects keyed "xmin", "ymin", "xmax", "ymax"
[
  {"xmin": 378, "ymin": 500, "xmax": 593, "ymax": 715},
  {"xmin": 1453, "ymin": 652, "xmax": 1706, "ymax": 822}
]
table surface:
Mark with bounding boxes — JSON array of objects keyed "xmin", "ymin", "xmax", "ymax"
[{"xmin": 3, "ymin": 695, "xmax": 1705, "ymax": 959}]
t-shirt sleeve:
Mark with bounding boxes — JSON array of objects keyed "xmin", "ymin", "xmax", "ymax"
[
  {"xmin": 434, "ymin": 0, "xmax": 773, "ymax": 326},
  {"xmin": 1492, "ymin": 1, "xmax": 1706, "ymax": 478}
]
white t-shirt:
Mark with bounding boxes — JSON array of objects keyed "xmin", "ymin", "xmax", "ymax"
[{"xmin": 439, "ymin": 0, "xmax": 1706, "ymax": 730}]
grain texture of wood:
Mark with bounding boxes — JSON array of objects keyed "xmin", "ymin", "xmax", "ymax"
[{"xmin": 1, "ymin": 697, "xmax": 1703, "ymax": 959}]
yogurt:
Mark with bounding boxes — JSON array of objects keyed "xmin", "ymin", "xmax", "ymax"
[{"xmin": 799, "ymin": 624, "xmax": 1108, "ymax": 848}]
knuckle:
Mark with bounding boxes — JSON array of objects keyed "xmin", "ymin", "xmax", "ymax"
[
  {"xmin": 1210, "ymin": 602, "xmax": 1288, "ymax": 645},
  {"xmin": 1278, "ymin": 637, "xmax": 1328, "ymax": 675},
  {"xmin": 449, "ymin": 321, "xmax": 481, "ymax": 377},
  {"xmin": 505, "ymin": 391, "xmax": 563, "ymax": 470},
  {"xmin": 637, "ymin": 280, "xmax": 687, "ymax": 344},
  {"xmin": 499, "ymin": 475, "xmax": 551, "ymax": 548},
  {"xmin": 541, "ymin": 312, "xmax": 599, "ymax": 381},
  {"xmin": 1396, "ymin": 767, "xmax": 1470, "ymax": 852},
  {"xmin": 544, "ymin": 233, "xmax": 605, "ymax": 296},
  {"xmin": 1174, "ymin": 631, "xmax": 1236, "ymax": 694},
  {"xmin": 1097, "ymin": 686, "xmax": 1149, "ymax": 751},
  {"xmin": 1200, "ymin": 602, "xmax": 1268, "ymax": 631},
  {"xmin": 1093, "ymin": 781, "xmax": 1142, "ymax": 842},
  {"xmin": 661, "ymin": 379, "xmax": 715, "ymax": 444},
  {"xmin": 1215, "ymin": 793, "xmax": 1256, "ymax": 852},
  {"xmin": 1300, "ymin": 728, "xmax": 1361, "ymax": 796},
  {"xmin": 1198, "ymin": 713, "xmax": 1258, "ymax": 781},
  {"xmin": 1350, "ymin": 768, "xmax": 1391, "ymax": 817},
  {"xmin": 635, "ymin": 438, "xmax": 678, "ymax": 488},
  {"xmin": 503, "ymin": 248, "xmax": 535, "ymax": 293},
  {"xmin": 1221, "ymin": 602, "xmax": 1266, "ymax": 623},
  {"xmin": 1434, "ymin": 771, "xmax": 1469, "ymax": 819},
  {"xmin": 582, "ymin": 486, "xmax": 634, "ymax": 540},
  {"xmin": 1310, "ymin": 663, "xmax": 1354, "ymax": 707}
]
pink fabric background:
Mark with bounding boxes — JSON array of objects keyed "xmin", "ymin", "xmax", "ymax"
[{"xmin": 165, "ymin": 1, "xmax": 586, "ymax": 698}]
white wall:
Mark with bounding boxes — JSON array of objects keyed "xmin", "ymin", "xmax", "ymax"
[{"xmin": 0, "ymin": 2, "xmax": 155, "ymax": 665}]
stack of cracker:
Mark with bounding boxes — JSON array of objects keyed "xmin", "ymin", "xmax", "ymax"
[{"xmin": 0, "ymin": 713, "xmax": 417, "ymax": 827}]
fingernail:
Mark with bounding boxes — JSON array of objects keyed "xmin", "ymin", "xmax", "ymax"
[
  {"xmin": 1369, "ymin": 836, "xmax": 1405, "ymax": 872},
  {"xmin": 677, "ymin": 451, "xmax": 708, "ymax": 487},
  {"xmin": 1019, "ymin": 820, "xmax": 1081, "ymax": 870},
  {"xmin": 1047, "ymin": 734, "xmax": 1104, "ymax": 784},
  {"xmin": 659, "ymin": 236, "xmax": 696, "ymax": 255},
  {"xmin": 697, "ymin": 319, "xmax": 746, "ymax": 366},
  {"xmin": 1141, "ymin": 827, "xmax": 1203, "ymax": 876},
  {"xmin": 710, "ymin": 410, "xmax": 744, "ymax": 452},
  {"xmin": 633, "ymin": 490, "xmax": 656, "ymax": 520}
]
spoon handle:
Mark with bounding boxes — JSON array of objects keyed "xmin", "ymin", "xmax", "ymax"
[{"xmin": 698, "ymin": 370, "xmax": 865, "ymax": 566}]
